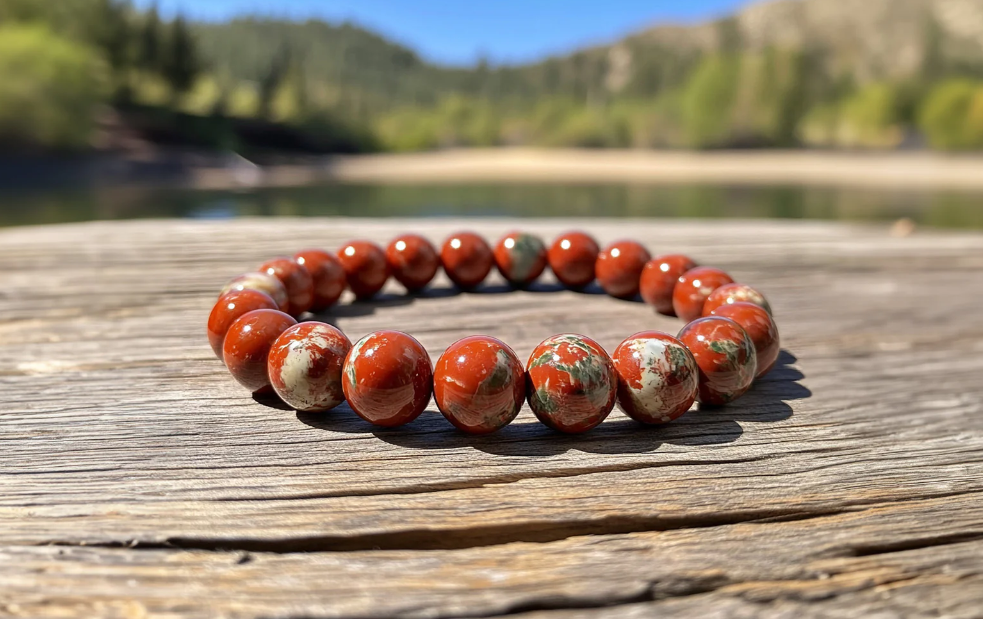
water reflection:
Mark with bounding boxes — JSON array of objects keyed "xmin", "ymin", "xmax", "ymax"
[{"xmin": 3, "ymin": 183, "xmax": 982, "ymax": 229}]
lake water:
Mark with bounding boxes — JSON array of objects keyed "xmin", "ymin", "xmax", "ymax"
[{"xmin": 4, "ymin": 183, "xmax": 983, "ymax": 229}]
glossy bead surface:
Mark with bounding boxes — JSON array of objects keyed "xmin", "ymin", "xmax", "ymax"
[
  {"xmin": 672, "ymin": 267, "xmax": 734, "ymax": 323},
  {"xmin": 342, "ymin": 330, "xmax": 433, "ymax": 427},
  {"xmin": 493, "ymin": 231, "xmax": 548, "ymax": 288},
  {"xmin": 678, "ymin": 317, "xmax": 756, "ymax": 406},
  {"xmin": 596, "ymin": 240, "xmax": 651, "ymax": 299},
  {"xmin": 441, "ymin": 232, "xmax": 493, "ymax": 290},
  {"xmin": 223, "ymin": 309, "xmax": 297, "ymax": 393},
  {"xmin": 710, "ymin": 302, "xmax": 780, "ymax": 379},
  {"xmin": 434, "ymin": 336, "xmax": 525, "ymax": 434},
  {"xmin": 612, "ymin": 331, "xmax": 699, "ymax": 424},
  {"xmin": 219, "ymin": 272, "xmax": 289, "ymax": 313},
  {"xmin": 640, "ymin": 254, "xmax": 698, "ymax": 316},
  {"xmin": 294, "ymin": 249, "xmax": 346, "ymax": 311},
  {"xmin": 267, "ymin": 322, "xmax": 352, "ymax": 412},
  {"xmin": 702, "ymin": 283, "xmax": 772, "ymax": 317},
  {"xmin": 259, "ymin": 257, "xmax": 314, "ymax": 316},
  {"xmin": 526, "ymin": 334, "xmax": 617, "ymax": 433},
  {"xmin": 337, "ymin": 240, "xmax": 389, "ymax": 300},
  {"xmin": 548, "ymin": 231, "xmax": 600, "ymax": 289},
  {"xmin": 386, "ymin": 234, "xmax": 440, "ymax": 292},
  {"xmin": 207, "ymin": 289, "xmax": 279, "ymax": 360}
]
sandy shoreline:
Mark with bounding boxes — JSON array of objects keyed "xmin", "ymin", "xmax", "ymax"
[{"xmin": 188, "ymin": 149, "xmax": 983, "ymax": 191}]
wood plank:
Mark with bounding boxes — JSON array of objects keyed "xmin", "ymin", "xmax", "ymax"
[
  {"xmin": 3, "ymin": 494, "xmax": 981, "ymax": 618},
  {"xmin": 1, "ymin": 218, "xmax": 982, "ymax": 616}
]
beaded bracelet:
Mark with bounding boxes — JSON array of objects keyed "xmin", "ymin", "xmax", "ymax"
[{"xmin": 207, "ymin": 231, "xmax": 779, "ymax": 435}]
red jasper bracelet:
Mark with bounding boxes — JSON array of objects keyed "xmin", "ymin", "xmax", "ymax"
[{"xmin": 207, "ymin": 231, "xmax": 780, "ymax": 435}]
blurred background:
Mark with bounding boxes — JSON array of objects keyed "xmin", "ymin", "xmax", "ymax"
[{"xmin": 2, "ymin": 0, "xmax": 982, "ymax": 228}]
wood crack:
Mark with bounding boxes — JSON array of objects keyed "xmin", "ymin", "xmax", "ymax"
[
  {"xmin": 35, "ymin": 490, "xmax": 983, "ymax": 555},
  {"xmin": 43, "ymin": 507, "xmax": 850, "ymax": 554},
  {"xmin": 450, "ymin": 575, "xmax": 732, "ymax": 619},
  {"xmin": 847, "ymin": 532, "xmax": 983, "ymax": 557},
  {"xmin": 490, "ymin": 574, "xmax": 732, "ymax": 618},
  {"xmin": 403, "ymin": 569, "xmax": 976, "ymax": 618}
]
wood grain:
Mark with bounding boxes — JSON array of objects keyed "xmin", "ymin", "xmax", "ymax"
[{"xmin": 1, "ymin": 218, "xmax": 982, "ymax": 618}]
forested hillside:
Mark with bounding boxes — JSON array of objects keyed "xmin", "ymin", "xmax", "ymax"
[{"xmin": 3, "ymin": 0, "xmax": 983, "ymax": 152}]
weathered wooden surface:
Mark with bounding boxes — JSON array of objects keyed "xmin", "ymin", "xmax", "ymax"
[{"xmin": 1, "ymin": 218, "xmax": 982, "ymax": 618}]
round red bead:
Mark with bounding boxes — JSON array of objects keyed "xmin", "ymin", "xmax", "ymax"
[
  {"xmin": 677, "ymin": 316, "xmax": 757, "ymax": 406},
  {"xmin": 640, "ymin": 254, "xmax": 698, "ymax": 316},
  {"xmin": 441, "ymin": 232, "xmax": 493, "ymax": 290},
  {"xmin": 596, "ymin": 240, "xmax": 651, "ymax": 299},
  {"xmin": 259, "ymin": 257, "xmax": 314, "ymax": 316},
  {"xmin": 342, "ymin": 330, "xmax": 433, "ymax": 427},
  {"xmin": 337, "ymin": 240, "xmax": 389, "ymax": 300},
  {"xmin": 294, "ymin": 249, "xmax": 346, "ymax": 311},
  {"xmin": 386, "ymin": 234, "xmax": 440, "ymax": 292},
  {"xmin": 207, "ymin": 289, "xmax": 279, "ymax": 360},
  {"xmin": 433, "ymin": 336, "xmax": 525, "ymax": 434},
  {"xmin": 612, "ymin": 331, "xmax": 699, "ymax": 424},
  {"xmin": 710, "ymin": 302, "xmax": 780, "ymax": 379},
  {"xmin": 526, "ymin": 334, "xmax": 617, "ymax": 433},
  {"xmin": 702, "ymin": 283, "xmax": 772, "ymax": 317},
  {"xmin": 219, "ymin": 272, "xmax": 289, "ymax": 313},
  {"xmin": 672, "ymin": 267, "xmax": 734, "ymax": 322},
  {"xmin": 267, "ymin": 322, "xmax": 352, "ymax": 412},
  {"xmin": 548, "ymin": 231, "xmax": 600, "ymax": 289},
  {"xmin": 493, "ymin": 231, "xmax": 548, "ymax": 288},
  {"xmin": 223, "ymin": 309, "xmax": 298, "ymax": 393}
]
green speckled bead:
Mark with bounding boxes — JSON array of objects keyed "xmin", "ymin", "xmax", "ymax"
[
  {"xmin": 525, "ymin": 333, "xmax": 617, "ymax": 433},
  {"xmin": 494, "ymin": 231, "xmax": 548, "ymax": 288}
]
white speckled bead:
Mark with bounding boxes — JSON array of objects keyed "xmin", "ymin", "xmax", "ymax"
[
  {"xmin": 267, "ymin": 322, "xmax": 352, "ymax": 412},
  {"xmin": 219, "ymin": 272, "xmax": 290, "ymax": 313},
  {"xmin": 612, "ymin": 331, "xmax": 699, "ymax": 424},
  {"xmin": 702, "ymin": 282, "xmax": 773, "ymax": 317}
]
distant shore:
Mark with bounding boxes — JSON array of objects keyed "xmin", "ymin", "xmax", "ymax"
[
  {"xmin": 190, "ymin": 149, "xmax": 983, "ymax": 192},
  {"xmin": 7, "ymin": 149, "xmax": 983, "ymax": 193}
]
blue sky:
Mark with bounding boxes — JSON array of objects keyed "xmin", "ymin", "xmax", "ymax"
[{"xmin": 135, "ymin": 0, "xmax": 752, "ymax": 65}]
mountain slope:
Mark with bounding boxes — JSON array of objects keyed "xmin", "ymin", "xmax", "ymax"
[
  {"xmin": 620, "ymin": 0, "xmax": 983, "ymax": 84},
  {"xmin": 194, "ymin": 0, "xmax": 983, "ymax": 110},
  {"xmin": 182, "ymin": 0, "xmax": 983, "ymax": 151}
]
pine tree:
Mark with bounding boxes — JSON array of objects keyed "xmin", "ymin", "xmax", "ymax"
[
  {"xmin": 140, "ymin": 4, "xmax": 162, "ymax": 73},
  {"xmin": 162, "ymin": 15, "xmax": 200, "ymax": 102},
  {"xmin": 258, "ymin": 45, "xmax": 291, "ymax": 119},
  {"xmin": 85, "ymin": 0, "xmax": 134, "ymax": 99},
  {"xmin": 92, "ymin": 0, "xmax": 133, "ymax": 73}
]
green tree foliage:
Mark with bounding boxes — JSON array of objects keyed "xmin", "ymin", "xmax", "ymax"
[
  {"xmin": 728, "ymin": 50, "xmax": 808, "ymax": 146},
  {"xmin": 531, "ymin": 104, "xmax": 628, "ymax": 148},
  {"xmin": 193, "ymin": 19, "xmax": 445, "ymax": 116},
  {"xmin": 375, "ymin": 96, "xmax": 505, "ymax": 151},
  {"xmin": 799, "ymin": 83, "xmax": 906, "ymax": 148},
  {"xmin": 139, "ymin": 4, "xmax": 163, "ymax": 73},
  {"xmin": 919, "ymin": 80, "xmax": 983, "ymax": 150},
  {"xmin": 0, "ymin": 25, "xmax": 108, "ymax": 149},
  {"xmin": 616, "ymin": 94, "xmax": 686, "ymax": 148},
  {"xmin": 838, "ymin": 83, "xmax": 905, "ymax": 147},
  {"xmin": 87, "ymin": 0, "xmax": 132, "ymax": 73},
  {"xmin": 0, "ymin": 0, "xmax": 132, "ymax": 71},
  {"xmin": 676, "ymin": 50, "xmax": 811, "ymax": 148},
  {"xmin": 798, "ymin": 103, "xmax": 840, "ymax": 146},
  {"xmin": 4, "ymin": 0, "xmax": 983, "ymax": 153},
  {"xmin": 682, "ymin": 55, "xmax": 740, "ymax": 147},
  {"xmin": 161, "ymin": 16, "xmax": 200, "ymax": 102},
  {"xmin": 258, "ymin": 46, "xmax": 293, "ymax": 119},
  {"xmin": 0, "ymin": 0, "xmax": 204, "ymax": 103}
]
